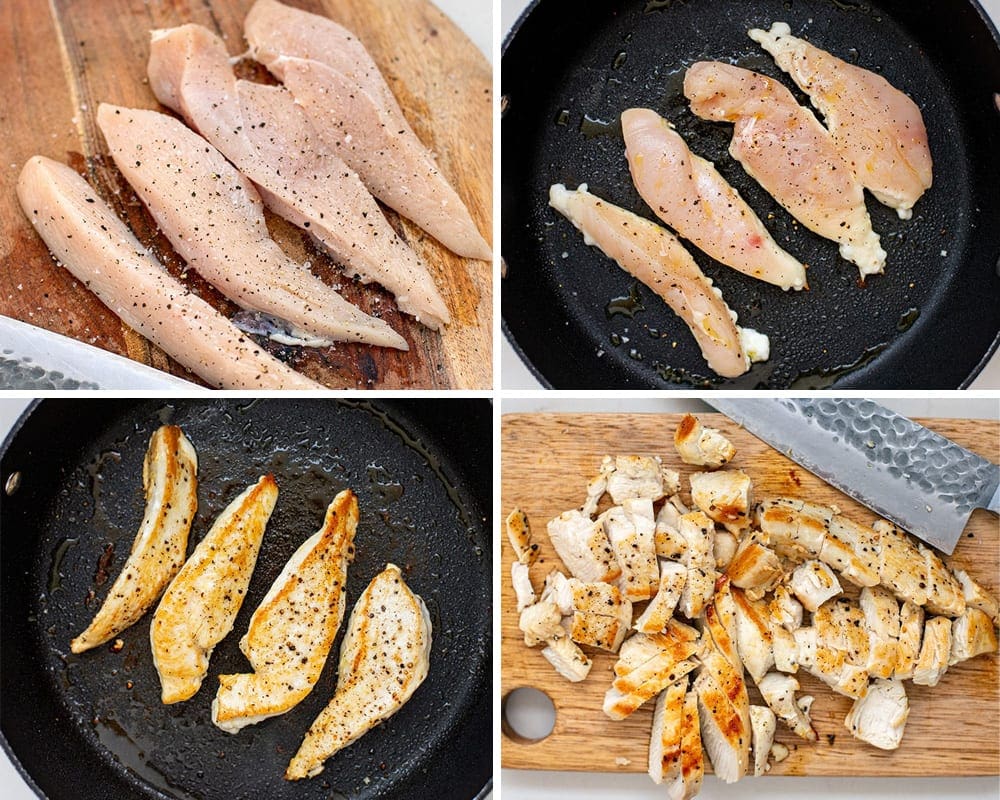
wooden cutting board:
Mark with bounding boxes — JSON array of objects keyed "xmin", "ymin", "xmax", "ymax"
[
  {"xmin": 501, "ymin": 413, "xmax": 1000, "ymax": 777},
  {"xmin": 0, "ymin": 0, "xmax": 491, "ymax": 389}
]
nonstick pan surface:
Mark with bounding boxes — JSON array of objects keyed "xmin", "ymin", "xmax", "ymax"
[
  {"xmin": 501, "ymin": 0, "xmax": 1000, "ymax": 389},
  {"xmin": 0, "ymin": 399, "xmax": 491, "ymax": 800}
]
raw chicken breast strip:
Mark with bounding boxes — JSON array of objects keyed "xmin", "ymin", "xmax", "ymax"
[
  {"xmin": 16, "ymin": 156, "xmax": 320, "ymax": 389},
  {"xmin": 96, "ymin": 104, "xmax": 407, "ymax": 351},
  {"xmin": 685, "ymin": 62, "xmax": 886, "ymax": 278},
  {"xmin": 71, "ymin": 426, "xmax": 198, "ymax": 654},
  {"xmin": 244, "ymin": 0, "xmax": 491, "ymax": 261},
  {"xmin": 750, "ymin": 23, "xmax": 932, "ymax": 218},
  {"xmin": 212, "ymin": 490, "xmax": 358, "ymax": 733},
  {"xmin": 548, "ymin": 183, "xmax": 769, "ymax": 378},
  {"xmin": 622, "ymin": 108, "xmax": 806, "ymax": 290},
  {"xmin": 286, "ymin": 563, "xmax": 431, "ymax": 780},
  {"xmin": 148, "ymin": 26, "xmax": 449, "ymax": 330}
]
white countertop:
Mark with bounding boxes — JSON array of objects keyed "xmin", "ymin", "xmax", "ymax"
[{"xmin": 500, "ymin": 0, "xmax": 1000, "ymax": 390}]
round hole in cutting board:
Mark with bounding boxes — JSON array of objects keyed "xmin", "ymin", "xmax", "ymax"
[{"xmin": 501, "ymin": 687, "xmax": 556, "ymax": 743}]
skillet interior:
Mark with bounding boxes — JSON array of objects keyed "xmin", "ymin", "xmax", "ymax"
[
  {"xmin": 501, "ymin": 0, "xmax": 1000, "ymax": 388},
  {"xmin": 0, "ymin": 399, "xmax": 491, "ymax": 800}
]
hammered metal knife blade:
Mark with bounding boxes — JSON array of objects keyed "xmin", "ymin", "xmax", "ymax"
[{"xmin": 706, "ymin": 398, "xmax": 999, "ymax": 554}]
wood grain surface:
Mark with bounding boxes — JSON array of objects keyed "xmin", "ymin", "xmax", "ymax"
[
  {"xmin": 501, "ymin": 413, "xmax": 1000, "ymax": 777},
  {"xmin": 0, "ymin": 0, "xmax": 491, "ymax": 389}
]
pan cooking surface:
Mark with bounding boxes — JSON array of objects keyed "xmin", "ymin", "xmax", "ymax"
[
  {"xmin": 502, "ymin": 0, "xmax": 1000, "ymax": 388},
  {"xmin": 0, "ymin": 400, "xmax": 490, "ymax": 800}
]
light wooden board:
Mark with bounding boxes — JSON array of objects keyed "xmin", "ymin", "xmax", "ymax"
[
  {"xmin": 501, "ymin": 413, "xmax": 1000, "ymax": 777},
  {"xmin": 0, "ymin": 0, "xmax": 491, "ymax": 389}
]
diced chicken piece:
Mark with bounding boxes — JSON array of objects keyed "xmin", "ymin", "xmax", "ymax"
[
  {"xmin": 635, "ymin": 561, "xmax": 687, "ymax": 634},
  {"xmin": 756, "ymin": 672, "xmax": 818, "ymax": 742},
  {"xmin": 547, "ymin": 510, "xmax": 621, "ymax": 583},
  {"xmin": 520, "ymin": 601, "xmax": 563, "ymax": 647},
  {"xmin": 668, "ymin": 688, "xmax": 704, "ymax": 800},
  {"xmin": 794, "ymin": 627, "xmax": 817, "ymax": 670},
  {"xmin": 714, "ymin": 531, "xmax": 739, "ymax": 570},
  {"xmin": 678, "ymin": 512, "xmax": 718, "ymax": 619},
  {"xmin": 789, "ymin": 560, "xmax": 842, "ymax": 612},
  {"xmin": 860, "ymin": 586, "xmax": 901, "ymax": 679},
  {"xmin": 949, "ymin": 608, "xmax": 998, "ymax": 665},
  {"xmin": 569, "ymin": 580, "xmax": 633, "ymax": 652},
  {"xmin": 692, "ymin": 653, "xmax": 750, "ymax": 783},
  {"xmin": 690, "ymin": 470, "xmax": 753, "ymax": 534},
  {"xmin": 703, "ymin": 576, "xmax": 742, "ymax": 671},
  {"xmin": 749, "ymin": 705, "xmax": 777, "ymax": 776},
  {"xmin": 649, "ymin": 681, "xmax": 687, "ymax": 785},
  {"xmin": 506, "ymin": 509, "xmax": 538, "ymax": 565},
  {"xmin": 821, "ymin": 515, "xmax": 880, "ymax": 587},
  {"xmin": 912, "ymin": 616, "xmax": 952, "ymax": 687},
  {"xmin": 616, "ymin": 499, "xmax": 661, "ymax": 600},
  {"xmin": 918, "ymin": 543, "xmax": 966, "ymax": 617},
  {"xmin": 952, "ymin": 569, "xmax": 1000, "ymax": 627},
  {"xmin": 674, "ymin": 414, "xmax": 736, "ymax": 468},
  {"xmin": 772, "ymin": 624, "xmax": 799, "ymax": 674},
  {"xmin": 845, "ymin": 678, "xmax": 910, "ymax": 750},
  {"xmin": 770, "ymin": 585, "xmax": 804, "ymax": 631},
  {"xmin": 732, "ymin": 588, "xmax": 775, "ymax": 683},
  {"xmin": 511, "ymin": 562, "xmax": 536, "ymax": 613},
  {"xmin": 728, "ymin": 535, "xmax": 783, "ymax": 596},
  {"xmin": 541, "ymin": 634, "xmax": 592, "ymax": 682},
  {"xmin": 581, "ymin": 456, "xmax": 614, "ymax": 517},
  {"xmin": 755, "ymin": 498, "xmax": 831, "ymax": 560},
  {"xmin": 811, "ymin": 599, "xmax": 871, "ymax": 698},
  {"xmin": 655, "ymin": 497, "xmax": 689, "ymax": 559},
  {"xmin": 893, "ymin": 601, "xmax": 924, "ymax": 680},
  {"xmin": 796, "ymin": 622, "xmax": 867, "ymax": 700},
  {"xmin": 605, "ymin": 455, "xmax": 667, "ymax": 504},
  {"xmin": 540, "ymin": 570, "xmax": 575, "ymax": 616}
]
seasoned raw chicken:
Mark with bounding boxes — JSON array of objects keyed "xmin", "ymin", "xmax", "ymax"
[
  {"xmin": 244, "ymin": 0, "xmax": 491, "ymax": 260},
  {"xmin": 859, "ymin": 586, "xmax": 901, "ymax": 679},
  {"xmin": 911, "ymin": 615, "xmax": 951, "ymax": 687},
  {"xmin": 789, "ymin": 560, "xmax": 842, "ymax": 612},
  {"xmin": 147, "ymin": 25, "xmax": 450, "ymax": 329},
  {"xmin": 670, "ymin": 687, "xmax": 705, "ymax": 800},
  {"xmin": 286, "ymin": 563, "xmax": 431, "ymax": 780},
  {"xmin": 685, "ymin": 62, "xmax": 885, "ymax": 277},
  {"xmin": 949, "ymin": 608, "xmax": 999, "ymax": 665},
  {"xmin": 97, "ymin": 104, "xmax": 407, "ymax": 351},
  {"xmin": 844, "ymin": 678, "xmax": 909, "ymax": 750},
  {"xmin": 622, "ymin": 108, "xmax": 806, "ymax": 290},
  {"xmin": 635, "ymin": 560, "xmax": 687, "ymax": 634},
  {"xmin": 511, "ymin": 562, "xmax": 536, "ymax": 612},
  {"xmin": 604, "ymin": 500, "xmax": 659, "ymax": 601},
  {"xmin": 689, "ymin": 469, "xmax": 753, "ymax": 534},
  {"xmin": 893, "ymin": 600, "xmax": 924, "ymax": 681},
  {"xmin": 732, "ymin": 588, "xmax": 776, "ymax": 683},
  {"xmin": 678, "ymin": 512, "xmax": 718, "ymax": 619},
  {"xmin": 649, "ymin": 680, "xmax": 687, "ymax": 785},
  {"xmin": 756, "ymin": 672, "xmax": 817, "ymax": 742},
  {"xmin": 506, "ymin": 508, "xmax": 538, "ymax": 565},
  {"xmin": 749, "ymin": 705, "xmax": 777, "ymax": 776},
  {"xmin": 212, "ymin": 489, "xmax": 357, "ymax": 733},
  {"xmin": 541, "ymin": 633, "xmax": 592, "ymax": 683},
  {"xmin": 16, "ymin": 156, "xmax": 320, "ymax": 389},
  {"xmin": 567, "ymin": 580, "xmax": 633, "ymax": 652},
  {"xmin": 547, "ymin": 509, "xmax": 621, "ymax": 583},
  {"xmin": 152, "ymin": 475, "xmax": 278, "ymax": 704},
  {"xmin": 548, "ymin": 184, "xmax": 768, "ymax": 378},
  {"xmin": 674, "ymin": 414, "xmax": 737, "ymax": 468},
  {"xmin": 520, "ymin": 600, "xmax": 563, "ymax": 647},
  {"xmin": 71, "ymin": 426, "xmax": 198, "ymax": 654},
  {"xmin": 749, "ymin": 22, "xmax": 932, "ymax": 218}
]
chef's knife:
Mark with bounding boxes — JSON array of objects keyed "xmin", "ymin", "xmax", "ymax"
[
  {"xmin": 706, "ymin": 398, "xmax": 999, "ymax": 554},
  {"xmin": 0, "ymin": 315, "xmax": 202, "ymax": 390}
]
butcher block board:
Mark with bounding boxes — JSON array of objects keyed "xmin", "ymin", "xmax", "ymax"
[
  {"xmin": 501, "ymin": 413, "xmax": 1000, "ymax": 777},
  {"xmin": 0, "ymin": 0, "xmax": 491, "ymax": 389}
]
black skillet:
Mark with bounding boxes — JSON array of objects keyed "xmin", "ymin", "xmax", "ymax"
[
  {"xmin": 502, "ymin": 0, "xmax": 1000, "ymax": 389},
  {"xmin": 0, "ymin": 399, "xmax": 491, "ymax": 800}
]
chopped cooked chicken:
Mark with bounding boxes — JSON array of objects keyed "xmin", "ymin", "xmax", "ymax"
[
  {"xmin": 605, "ymin": 499, "xmax": 659, "ymax": 601},
  {"xmin": 893, "ymin": 601, "xmax": 925, "ymax": 680},
  {"xmin": 635, "ymin": 560, "xmax": 687, "ymax": 634},
  {"xmin": 674, "ymin": 414, "xmax": 736, "ymax": 468},
  {"xmin": 606, "ymin": 455, "xmax": 673, "ymax": 504},
  {"xmin": 795, "ymin": 621, "xmax": 868, "ymax": 699},
  {"xmin": 568, "ymin": 580, "xmax": 633, "ymax": 652},
  {"xmin": 648, "ymin": 680, "xmax": 688, "ymax": 786},
  {"xmin": 71, "ymin": 426, "xmax": 198, "ymax": 654},
  {"xmin": 755, "ymin": 498, "xmax": 831, "ymax": 560},
  {"xmin": 693, "ymin": 646, "xmax": 750, "ymax": 783},
  {"xmin": 917, "ymin": 543, "xmax": 966, "ymax": 617},
  {"xmin": 873, "ymin": 520, "xmax": 966, "ymax": 616},
  {"xmin": 152, "ymin": 475, "xmax": 278, "ymax": 704},
  {"xmin": 859, "ymin": 586, "xmax": 901, "ymax": 679},
  {"xmin": 949, "ymin": 608, "xmax": 998, "ymax": 665},
  {"xmin": 756, "ymin": 672, "xmax": 817, "ymax": 742},
  {"xmin": 822, "ymin": 515, "xmax": 880, "ymax": 587},
  {"xmin": 677, "ymin": 511, "xmax": 718, "ymax": 620},
  {"xmin": 952, "ymin": 569, "xmax": 1000, "ymax": 626},
  {"xmin": 212, "ymin": 489, "xmax": 357, "ymax": 733},
  {"xmin": 769, "ymin": 585, "xmax": 804, "ymax": 631},
  {"xmin": 811, "ymin": 599, "xmax": 870, "ymax": 698},
  {"xmin": 285, "ymin": 564, "xmax": 431, "ymax": 780},
  {"xmin": 844, "ymin": 678, "xmax": 910, "ymax": 750},
  {"xmin": 511, "ymin": 562, "xmax": 536, "ymax": 612},
  {"xmin": 749, "ymin": 705, "xmax": 777, "ymax": 776},
  {"xmin": 506, "ymin": 509, "xmax": 538, "ymax": 565},
  {"xmin": 582, "ymin": 456, "xmax": 615, "ymax": 517},
  {"xmin": 789, "ymin": 560, "xmax": 843, "ymax": 612},
  {"xmin": 655, "ymin": 496, "xmax": 690, "ymax": 559},
  {"xmin": 669, "ymin": 687, "xmax": 704, "ymax": 800},
  {"xmin": 541, "ymin": 634, "xmax": 592, "ymax": 683},
  {"xmin": 689, "ymin": 470, "xmax": 753, "ymax": 534},
  {"xmin": 727, "ymin": 534, "xmax": 783, "ymax": 597},
  {"xmin": 771, "ymin": 622, "xmax": 800, "ymax": 674},
  {"xmin": 547, "ymin": 509, "xmax": 621, "ymax": 583},
  {"xmin": 540, "ymin": 569, "xmax": 575, "ymax": 616},
  {"xmin": 520, "ymin": 601, "xmax": 563, "ymax": 647},
  {"xmin": 713, "ymin": 531, "xmax": 739, "ymax": 571},
  {"xmin": 732, "ymin": 588, "xmax": 776, "ymax": 683}
]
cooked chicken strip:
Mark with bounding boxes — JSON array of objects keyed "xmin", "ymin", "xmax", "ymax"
[
  {"xmin": 811, "ymin": 599, "xmax": 870, "ymax": 698},
  {"xmin": 749, "ymin": 22, "xmax": 932, "ymax": 218},
  {"xmin": 16, "ymin": 156, "xmax": 320, "ymax": 389},
  {"xmin": 949, "ymin": 608, "xmax": 999, "ymax": 665},
  {"xmin": 152, "ymin": 475, "xmax": 278, "ymax": 704},
  {"xmin": 674, "ymin": 414, "xmax": 736, "ymax": 468},
  {"xmin": 547, "ymin": 509, "xmax": 621, "ymax": 583},
  {"xmin": 649, "ymin": 680, "xmax": 687, "ymax": 785},
  {"xmin": 568, "ymin": 579, "xmax": 633, "ymax": 652},
  {"xmin": 756, "ymin": 672, "xmax": 817, "ymax": 742},
  {"xmin": 511, "ymin": 562, "xmax": 536, "ymax": 613},
  {"xmin": 286, "ymin": 563, "xmax": 431, "ymax": 780},
  {"xmin": 655, "ymin": 496, "xmax": 690, "ymax": 559},
  {"xmin": 97, "ymin": 104, "xmax": 406, "ymax": 351},
  {"xmin": 607, "ymin": 623, "xmax": 702, "ymax": 718},
  {"xmin": 548, "ymin": 184, "xmax": 768, "ymax": 378},
  {"xmin": 822, "ymin": 515, "xmax": 879, "ymax": 588},
  {"xmin": 732, "ymin": 588, "xmax": 776, "ymax": 683},
  {"xmin": 749, "ymin": 705, "xmax": 777, "ymax": 776},
  {"xmin": 606, "ymin": 455, "xmax": 677, "ymax": 504},
  {"xmin": 912, "ymin": 616, "xmax": 952, "ymax": 687},
  {"xmin": 520, "ymin": 600, "xmax": 563, "ymax": 647},
  {"xmin": 635, "ymin": 560, "xmax": 687, "ymax": 634},
  {"xmin": 669, "ymin": 687, "xmax": 704, "ymax": 800},
  {"xmin": 678, "ymin": 512, "xmax": 718, "ymax": 619},
  {"xmin": 147, "ymin": 25, "xmax": 450, "ymax": 329},
  {"xmin": 845, "ymin": 678, "xmax": 909, "ymax": 750},
  {"xmin": 244, "ymin": 0, "xmax": 491, "ymax": 260},
  {"xmin": 755, "ymin": 497, "xmax": 831, "ymax": 560},
  {"xmin": 953, "ymin": 569, "xmax": 1000, "ymax": 627},
  {"xmin": 604, "ymin": 500, "xmax": 659, "ymax": 601},
  {"xmin": 693, "ymin": 649, "xmax": 750, "ymax": 783},
  {"xmin": 541, "ymin": 633, "xmax": 592, "ymax": 683},
  {"xmin": 622, "ymin": 107, "xmax": 806, "ymax": 290},
  {"xmin": 71, "ymin": 426, "xmax": 197, "ymax": 654},
  {"xmin": 690, "ymin": 470, "xmax": 753, "ymax": 534},
  {"xmin": 893, "ymin": 600, "xmax": 924, "ymax": 681},
  {"xmin": 581, "ymin": 456, "xmax": 614, "ymax": 517},
  {"xmin": 685, "ymin": 61, "xmax": 885, "ymax": 277},
  {"xmin": 859, "ymin": 586, "xmax": 901, "ymax": 679},
  {"xmin": 789, "ymin": 560, "xmax": 842, "ymax": 612},
  {"xmin": 872, "ymin": 520, "xmax": 965, "ymax": 617},
  {"xmin": 212, "ymin": 489, "xmax": 357, "ymax": 733},
  {"xmin": 506, "ymin": 508, "xmax": 538, "ymax": 565},
  {"xmin": 703, "ymin": 576, "xmax": 742, "ymax": 671},
  {"xmin": 604, "ymin": 658, "xmax": 698, "ymax": 720}
]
